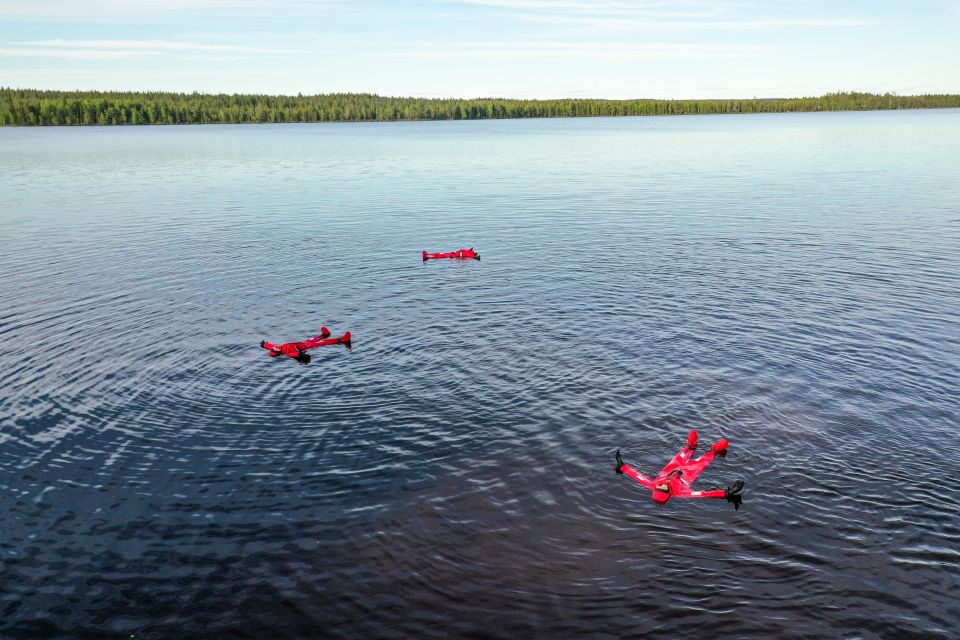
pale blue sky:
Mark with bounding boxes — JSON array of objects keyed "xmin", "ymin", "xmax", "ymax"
[{"xmin": 1, "ymin": 0, "xmax": 958, "ymax": 98}]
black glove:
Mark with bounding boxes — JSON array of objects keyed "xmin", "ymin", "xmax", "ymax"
[{"xmin": 724, "ymin": 480, "xmax": 744, "ymax": 510}]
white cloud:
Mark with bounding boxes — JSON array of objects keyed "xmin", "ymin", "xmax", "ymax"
[
  {"xmin": 0, "ymin": 0, "xmax": 340, "ymax": 21},
  {"xmin": 460, "ymin": 0, "xmax": 873, "ymax": 31},
  {"xmin": 460, "ymin": 0, "xmax": 717, "ymax": 12},
  {"xmin": 15, "ymin": 39, "xmax": 299, "ymax": 54},
  {"xmin": 0, "ymin": 47, "xmax": 161, "ymax": 59},
  {"xmin": 365, "ymin": 41, "xmax": 766, "ymax": 61},
  {"xmin": 0, "ymin": 39, "xmax": 303, "ymax": 61},
  {"xmin": 518, "ymin": 15, "xmax": 877, "ymax": 30},
  {"xmin": 461, "ymin": 0, "xmax": 720, "ymax": 16}
]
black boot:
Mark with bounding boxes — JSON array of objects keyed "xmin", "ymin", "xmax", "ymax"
[
  {"xmin": 724, "ymin": 480, "xmax": 744, "ymax": 510},
  {"xmin": 615, "ymin": 449, "xmax": 625, "ymax": 474}
]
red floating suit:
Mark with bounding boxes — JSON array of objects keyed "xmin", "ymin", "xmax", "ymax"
[
  {"xmin": 422, "ymin": 248, "xmax": 480, "ymax": 261},
  {"xmin": 615, "ymin": 430, "xmax": 744, "ymax": 509},
  {"xmin": 261, "ymin": 327, "xmax": 351, "ymax": 363}
]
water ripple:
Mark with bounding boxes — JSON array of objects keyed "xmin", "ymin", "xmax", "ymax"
[{"xmin": 2, "ymin": 111, "xmax": 959, "ymax": 639}]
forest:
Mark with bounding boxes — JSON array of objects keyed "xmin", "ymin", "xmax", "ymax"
[{"xmin": 2, "ymin": 89, "xmax": 959, "ymax": 126}]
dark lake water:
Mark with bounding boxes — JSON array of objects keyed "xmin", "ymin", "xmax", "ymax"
[{"xmin": 2, "ymin": 110, "xmax": 959, "ymax": 639}]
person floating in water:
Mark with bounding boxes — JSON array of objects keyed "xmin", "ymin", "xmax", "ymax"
[
  {"xmin": 260, "ymin": 327, "xmax": 351, "ymax": 364},
  {"xmin": 422, "ymin": 248, "xmax": 480, "ymax": 261},
  {"xmin": 615, "ymin": 430, "xmax": 744, "ymax": 509}
]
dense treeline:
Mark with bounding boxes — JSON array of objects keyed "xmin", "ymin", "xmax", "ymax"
[{"xmin": 2, "ymin": 89, "xmax": 959, "ymax": 126}]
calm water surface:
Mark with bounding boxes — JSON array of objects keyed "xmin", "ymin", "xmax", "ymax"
[{"xmin": 1, "ymin": 111, "xmax": 959, "ymax": 639}]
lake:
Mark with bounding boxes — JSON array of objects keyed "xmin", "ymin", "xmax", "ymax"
[{"xmin": 1, "ymin": 110, "xmax": 959, "ymax": 639}]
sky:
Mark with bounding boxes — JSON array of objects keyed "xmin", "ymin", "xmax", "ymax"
[{"xmin": 0, "ymin": 0, "xmax": 958, "ymax": 99}]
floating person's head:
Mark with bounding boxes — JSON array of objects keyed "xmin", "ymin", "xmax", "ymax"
[
  {"xmin": 651, "ymin": 482, "xmax": 671, "ymax": 506},
  {"xmin": 296, "ymin": 351, "xmax": 312, "ymax": 364}
]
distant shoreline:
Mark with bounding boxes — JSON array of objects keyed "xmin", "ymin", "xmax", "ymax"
[{"xmin": 2, "ymin": 89, "xmax": 959, "ymax": 126}]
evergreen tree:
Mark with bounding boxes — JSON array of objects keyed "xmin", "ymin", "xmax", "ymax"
[{"xmin": 1, "ymin": 88, "xmax": 958, "ymax": 126}]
